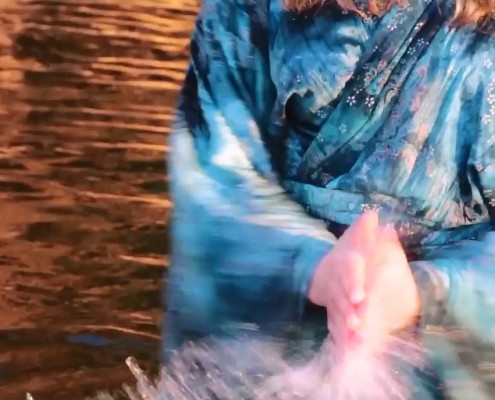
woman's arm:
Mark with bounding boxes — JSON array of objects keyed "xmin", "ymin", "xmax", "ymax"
[
  {"xmin": 165, "ymin": 0, "xmax": 358, "ymax": 352},
  {"xmin": 411, "ymin": 82, "xmax": 495, "ymax": 345},
  {"xmin": 412, "ymin": 235, "xmax": 495, "ymax": 343},
  {"xmin": 410, "ymin": 235, "xmax": 495, "ymax": 398}
]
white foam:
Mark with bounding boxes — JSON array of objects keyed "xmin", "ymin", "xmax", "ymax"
[{"xmin": 27, "ymin": 334, "xmax": 426, "ymax": 400}]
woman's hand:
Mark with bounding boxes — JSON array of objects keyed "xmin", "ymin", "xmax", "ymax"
[
  {"xmin": 308, "ymin": 211, "xmax": 380, "ymax": 345},
  {"xmin": 357, "ymin": 226, "xmax": 420, "ymax": 351},
  {"xmin": 308, "ymin": 211, "xmax": 420, "ymax": 350}
]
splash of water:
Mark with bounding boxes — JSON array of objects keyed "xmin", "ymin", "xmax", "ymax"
[
  {"xmin": 27, "ymin": 334, "xmax": 425, "ymax": 400},
  {"xmin": 257, "ymin": 335, "xmax": 425, "ymax": 400}
]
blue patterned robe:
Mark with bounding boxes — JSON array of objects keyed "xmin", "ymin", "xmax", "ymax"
[{"xmin": 166, "ymin": 0, "xmax": 495, "ymax": 397}]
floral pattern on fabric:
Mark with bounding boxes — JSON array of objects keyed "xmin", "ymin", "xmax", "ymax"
[{"xmin": 167, "ymin": 0, "xmax": 495, "ymax": 397}]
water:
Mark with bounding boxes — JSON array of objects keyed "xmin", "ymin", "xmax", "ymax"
[
  {"xmin": 43, "ymin": 334, "xmax": 424, "ymax": 400},
  {"xmin": 0, "ymin": 1, "xmax": 197, "ymax": 398}
]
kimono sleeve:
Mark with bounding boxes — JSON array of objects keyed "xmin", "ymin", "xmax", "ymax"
[
  {"xmin": 165, "ymin": 0, "xmax": 336, "ymax": 352},
  {"xmin": 411, "ymin": 73, "xmax": 495, "ymax": 346}
]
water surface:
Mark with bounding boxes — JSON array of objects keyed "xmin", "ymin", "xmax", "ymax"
[{"xmin": 0, "ymin": 1, "xmax": 197, "ymax": 398}]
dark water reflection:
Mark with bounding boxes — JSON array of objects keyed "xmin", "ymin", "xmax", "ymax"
[{"xmin": 0, "ymin": 1, "xmax": 197, "ymax": 398}]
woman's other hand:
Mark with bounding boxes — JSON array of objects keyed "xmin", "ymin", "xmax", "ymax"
[
  {"xmin": 308, "ymin": 211, "xmax": 379, "ymax": 345},
  {"xmin": 357, "ymin": 226, "xmax": 420, "ymax": 352}
]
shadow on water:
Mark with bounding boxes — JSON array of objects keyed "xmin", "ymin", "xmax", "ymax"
[{"xmin": 0, "ymin": 1, "xmax": 198, "ymax": 398}]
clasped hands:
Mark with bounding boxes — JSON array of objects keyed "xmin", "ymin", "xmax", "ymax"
[{"xmin": 308, "ymin": 211, "xmax": 420, "ymax": 352}]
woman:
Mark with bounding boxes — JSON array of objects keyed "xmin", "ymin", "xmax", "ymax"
[{"xmin": 166, "ymin": 0, "xmax": 495, "ymax": 397}]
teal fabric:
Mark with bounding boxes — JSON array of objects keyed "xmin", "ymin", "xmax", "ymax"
[{"xmin": 165, "ymin": 0, "xmax": 495, "ymax": 396}]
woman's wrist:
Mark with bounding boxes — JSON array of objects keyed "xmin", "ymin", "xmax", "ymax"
[
  {"xmin": 294, "ymin": 238, "xmax": 334, "ymax": 314},
  {"xmin": 307, "ymin": 253, "xmax": 331, "ymax": 307}
]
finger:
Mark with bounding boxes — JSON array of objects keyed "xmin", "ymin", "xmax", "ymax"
[
  {"xmin": 341, "ymin": 251, "xmax": 367, "ymax": 305},
  {"xmin": 347, "ymin": 312, "xmax": 362, "ymax": 332},
  {"xmin": 354, "ymin": 295, "xmax": 372, "ymax": 329},
  {"xmin": 328, "ymin": 280, "xmax": 363, "ymax": 334},
  {"xmin": 327, "ymin": 285, "xmax": 350, "ymax": 328},
  {"xmin": 328, "ymin": 307, "xmax": 365, "ymax": 349},
  {"xmin": 365, "ymin": 225, "xmax": 402, "ymax": 290},
  {"xmin": 357, "ymin": 266, "xmax": 397, "ymax": 348},
  {"xmin": 327, "ymin": 306, "xmax": 345, "ymax": 343},
  {"xmin": 325, "ymin": 250, "xmax": 366, "ymax": 329},
  {"xmin": 380, "ymin": 224, "xmax": 400, "ymax": 243},
  {"xmin": 353, "ymin": 295, "xmax": 382, "ymax": 345},
  {"xmin": 358, "ymin": 308, "xmax": 389, "ymax": 353},
  {"xmin": 340, "ymin": 210, "xmax": 379, "ymax": 256},
  {"xmin": 327, "ymin": 310, "xmax": 349, "ymax": 347}
]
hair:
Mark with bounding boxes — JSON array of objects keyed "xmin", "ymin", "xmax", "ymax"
[{"xmin": 283, "ymin": 0, "xmax": 495, "ymax": 29}]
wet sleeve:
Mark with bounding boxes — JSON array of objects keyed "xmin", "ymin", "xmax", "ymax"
[
  {"xmin": 410, "ymin": 79, "xmax": 495, "ymax": 345},
  {"xmin": 165, "ymin": 0, "xmax": 336, "ymax": 350},
  {"xmin": 411, "ymin": 234, "xmax": 495, "ymax": 344}
]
